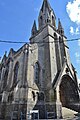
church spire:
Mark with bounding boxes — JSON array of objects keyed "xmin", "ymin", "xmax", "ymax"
[
  {"xmin": 41, "ymin": 0, "xmax": 52, "ymax": 12},
  {"xmin": 58, "ymin": 18, "xmax": 64, "ymax": 35},
  {"xmin": 31, "ymin": 20, "xmax": 37, "ymax": 36},
  {"xmin": 38, "ymin": 0, "xmax": 56, "ymax": 29}
]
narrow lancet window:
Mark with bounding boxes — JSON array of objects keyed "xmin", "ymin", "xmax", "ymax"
[
  {"xmin": 34, "ymin": 62, "xmax": 40, "ymax": 83},
  {"xmin": 13, "ymin": 62, "xmax": 19, "ymax": 85},
  {"xmin": 3, "ymin": 70, "xmax": 8, "ymax": 89}
]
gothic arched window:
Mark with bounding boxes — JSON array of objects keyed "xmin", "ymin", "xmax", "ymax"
[
  {"xmin": 3, "ymin": 70, "xmax": 8, "ymax": 89},
  {"xmin": 54, "ymin": 33, "xmax": 57, "ymax": 40},
  {"xmin": 32, "ymin": 91, "xmax": 35, "ymax": 101},
  {"xmin": 54, "ymin": 33, "xmax": 61, "ymax": 71},
  {"xmin": 13, "ymin": 62, "xmax": 19, "ymax": 84},
  {"xmin": 52, "ymin": 16, "xmax": 55, "ymax": 27},
  {"xmin": 34, "ymin": 62, "xmax": 40, "ymax": 83},
  {"xmin": 36, "ymin": 92, "xmax": 39, "ymax": 101},
  {"xmin": 59, "ymin": 36, "xmax": 62, "ymax": 43}
]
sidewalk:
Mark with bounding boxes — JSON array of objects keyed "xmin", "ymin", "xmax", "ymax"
[{"xmin": 62, "ymin": 107, "xmax": 80, "ymax": 120}]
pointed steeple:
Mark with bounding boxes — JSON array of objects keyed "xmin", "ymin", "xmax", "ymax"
[
  {"xmin": 58, "ymin": 18, "xmax": 64, "ymax": 35},
  {"xmin": 2, "ymin": 51, "xmax": 7, "ymax": 65},
  {"xmin": 3, "ymin": 51, "xmax": 7, "ymax": 60},
  {"xmin": 31, "ymin": 20, "xmax": 37, "ymax": 36},
  {"xmin": 58, "ymin": 18, "xmax": 63, "ymax": 29},
  {"xmin": 41, "ymin": 0, "xmax": 52, "ymax": 12},
  {"xmin": 38, "ymin": 0, "xmax": 56, "ymax": 29}
]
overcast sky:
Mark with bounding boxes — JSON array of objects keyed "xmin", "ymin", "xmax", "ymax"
[{"xmin": 0, "ymin": 0, "xmax": 80, "ymax": 81}]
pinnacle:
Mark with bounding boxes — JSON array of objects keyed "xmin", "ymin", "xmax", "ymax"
[{"xmin": 41, "ymin": 0, "xmax": 52, "ymax": 12}]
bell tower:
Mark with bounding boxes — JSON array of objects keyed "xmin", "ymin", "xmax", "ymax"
[
  {"xmin": 29, "ymin": 0, "xmax": 79, "ymax": 119},
  {"xmin": 30, "ymin": 0, "xmax": 67, "ymax": 98}
]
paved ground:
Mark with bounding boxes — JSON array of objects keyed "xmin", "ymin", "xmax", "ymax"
[{"xmin": 62, "ymin": 107, "xmax": 80, "ymax": 120}]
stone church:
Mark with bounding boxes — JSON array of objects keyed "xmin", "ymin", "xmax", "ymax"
[{"xmin": 0, "ymin": 0, "xmax": 79, "ymax": 119}]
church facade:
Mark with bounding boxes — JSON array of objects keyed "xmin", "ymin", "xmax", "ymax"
[{"xmin": 0, "ymin": 0, "xmax": 79, "ymax": 119}]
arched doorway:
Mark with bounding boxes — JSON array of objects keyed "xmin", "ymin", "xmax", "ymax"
[{"xmin": 60, "ymin": 75, "xmax": 79, "ymax": 107}]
